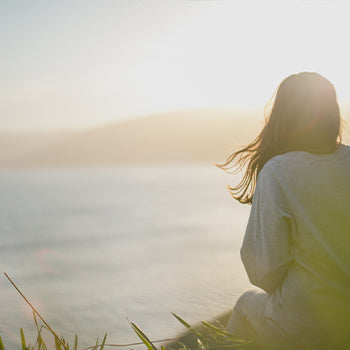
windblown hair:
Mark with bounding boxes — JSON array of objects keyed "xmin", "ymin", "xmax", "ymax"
[{"xmin": 217, "ymin": 72, "xmax": 343, "ymax": 204}]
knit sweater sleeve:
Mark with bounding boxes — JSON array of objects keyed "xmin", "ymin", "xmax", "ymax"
[{"xmin": 240, "ymin": 160, "xmax": 293, "ymax": 294}]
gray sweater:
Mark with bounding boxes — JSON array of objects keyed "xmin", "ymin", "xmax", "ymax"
[{"xmin": 241, "ymin": 143, "xmax": 350, "ymax": 344}]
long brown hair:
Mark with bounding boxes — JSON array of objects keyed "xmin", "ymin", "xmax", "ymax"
[{"xmin": 217, "ymin": 72, "xmax": 343, "ymax": 204}]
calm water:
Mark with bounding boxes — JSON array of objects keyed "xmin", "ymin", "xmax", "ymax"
[{"xmin": 0, "ymin": 164, "xmax": 251, "ymax": 348}]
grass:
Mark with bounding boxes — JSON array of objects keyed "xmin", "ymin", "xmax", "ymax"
[
  {"xmin": 1, "ymin": 273, "xmax": 256, "ymax": 350},
  {"xmin": 4, "ymin": 272, "xmax": 314, "ymax": 350},
  {"xmin": 0, "ymin": 311, "xmax": 254, "ymax": 350}
]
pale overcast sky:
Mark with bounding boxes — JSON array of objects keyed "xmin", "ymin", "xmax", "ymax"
[{"xmin": 1, "ymin": 0, "xmax": 349, "ymax": 131}]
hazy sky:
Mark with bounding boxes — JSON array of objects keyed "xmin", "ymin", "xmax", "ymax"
[{"xmin": 1, "ymin": 0, "xmax": 350, "ymax": 131}]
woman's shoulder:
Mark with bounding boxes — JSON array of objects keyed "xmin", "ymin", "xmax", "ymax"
[
  {"xmin": 263, "ymin": 143, "xmax": 350, "ymax": 171},
  {"xmin": 259, "ymin": 153, "xmax": 293, "ymax": 177},
  {"xmin": 260, "ymin": 143, "xmax": 350, "ymax": 183}
]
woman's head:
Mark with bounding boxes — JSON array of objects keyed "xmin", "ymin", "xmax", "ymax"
[
  {"xmin": 218, "ymin": 72, "xmax": 343, "ymax": 204},
  {"xmin": 267, "ymin": 72, "xmax": 341, "ymax": 154}
]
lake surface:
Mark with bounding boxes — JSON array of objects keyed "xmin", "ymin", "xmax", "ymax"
[{"xmin": 0, "ymin": 164, "xmax": 251, "ymax": 348}]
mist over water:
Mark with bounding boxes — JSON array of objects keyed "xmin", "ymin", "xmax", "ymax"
[{"xmin": 0, "ymin": 164, "xmax": 250, "ymax": 348}]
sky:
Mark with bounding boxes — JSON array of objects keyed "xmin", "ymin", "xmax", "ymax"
[{"xmin": 1, "ymin": 0, "xmax": 350, "ymax": 132}]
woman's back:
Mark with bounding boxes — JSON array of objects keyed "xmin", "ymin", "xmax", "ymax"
[
  {"xmin": 274, "ymin": 143, "xmax": 350, "ymax": 284},
  {"xmin": 241, "ymin": 143, "xmax": 350, "ymax": 347}
]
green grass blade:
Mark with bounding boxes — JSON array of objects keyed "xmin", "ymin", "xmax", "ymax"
[
  {"xmin": 0, "ymin": 336, "xmax": 5, "ymax": 350},
  {"xmin": 99, "ymin": 333, "xmax": 107, "ymax": 350},
  {"xmin": 130, "ymin": 322, "xmax": 157, "ymax": 350},
  {"xmin": 171, "ymin": 313, "xmax": 192, "ymax": 330},
  {"xmin": 33, "ymin": 312, "xmax": 45, "ymax": 350},
  {"xmin": 73, "ymin": 335, "xmax": 78, "ymax": 350},
  {"xmin": 172, "ymin": 313, "xmax": 204, "ymax": 341},
  {"xmin": 20, "ymin": 328, "xmax": 27, "ymax": 350},
  {"xmin": 54, "ymin": 336, "xmax": 62, "ymax": 350},
  {"xmin": 201, "ymin": 322, "xmax": 232, "ymax": 337}
]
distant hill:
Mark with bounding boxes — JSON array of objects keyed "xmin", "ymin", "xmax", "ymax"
[
  {"xmin": 0, "ymin": 109, "xmax": 262, "ymax": 167},
  {"xmin": 1, "ymin": 108, "xmax": 349, "ymax": 167},
  {"xmin": 0, "ymin": 131, "xmax": 75, "ymax": 165}
]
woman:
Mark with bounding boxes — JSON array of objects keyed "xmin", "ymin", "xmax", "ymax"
[{"xmin": 218, "ymin": 72, "xmax": 350, "ymax": 349}]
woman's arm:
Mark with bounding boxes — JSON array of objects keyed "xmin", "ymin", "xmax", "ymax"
[{"xmin": 240, "ymin": 160, "xmax": 293, "ymax": 294}]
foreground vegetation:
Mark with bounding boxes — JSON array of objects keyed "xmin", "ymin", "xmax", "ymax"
[
  {"xmin": 0, "ymin": 312, "xmax": 256, "ymax": 350},
  {"xmin": 1, "ymin": 273, "xmax": 305, "ymax": 350},
  {"xmin": 2, "ymin": 272, "xmax": 256, "ymax": 350}
]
